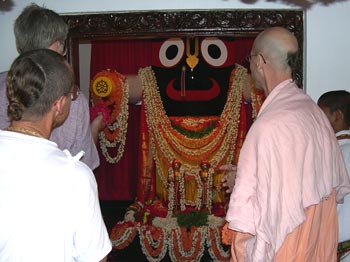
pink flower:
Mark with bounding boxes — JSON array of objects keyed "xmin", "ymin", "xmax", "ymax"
[{"xmin": 90, "ymin": 101, "xmax": 109, "ymax": 125}]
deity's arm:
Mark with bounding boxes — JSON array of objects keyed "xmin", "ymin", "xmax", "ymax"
[{"xmin": 127, "ymin": 74, "xmax": 143, "ymax": 104}]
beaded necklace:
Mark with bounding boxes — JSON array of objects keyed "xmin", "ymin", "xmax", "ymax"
[{"xmin": 5, "ymin": 126, "xmax": 45, "ymax": 139}]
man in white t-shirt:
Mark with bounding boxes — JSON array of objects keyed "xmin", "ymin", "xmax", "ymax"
[
  {"xmin": 0, "ymin": 49, "xmax": 111, "ymax": 261},
  {"xmin": 318, "ymin": 90, "xmax": 350, "ymax": 262}
]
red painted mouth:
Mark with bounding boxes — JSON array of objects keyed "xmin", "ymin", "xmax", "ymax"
[{"xmin": 166, "ymin": 78, "xmax": 220, "ymax": 101}]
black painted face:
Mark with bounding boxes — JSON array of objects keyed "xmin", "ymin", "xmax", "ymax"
[{"xmin": 151, "ymin": 37, "xmax": 236, "ymax": 116}]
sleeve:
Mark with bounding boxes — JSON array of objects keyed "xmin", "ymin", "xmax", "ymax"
[
  {"xmin": 72, "ymin": 165, "xmax": 112, "ymax": 262},
  {"xmin": 226, "ymin": 121, "xmax": 261, "ymax": 236},
  {"xmin": 72, "ymin": 94, "xmax": 100, "ymax": 170}
]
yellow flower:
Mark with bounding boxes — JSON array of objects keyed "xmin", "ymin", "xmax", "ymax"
[{"xmin": 92, "ymin": 76, "xmax": 114, "ymax": 98}]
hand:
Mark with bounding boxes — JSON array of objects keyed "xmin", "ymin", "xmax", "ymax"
[
  {"xmin": 219, "ymin": 164, "xmax": 237, "ymax": 194},
  {"xmin": 91, "ymin": 113, "xmax": 106, "ymax": 131},
  {"xmin": 91, "ymin": 113, "xmax": 105, "ymax": 145}
]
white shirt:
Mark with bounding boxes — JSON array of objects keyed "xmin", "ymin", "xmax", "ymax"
[
  {"xmin": 0, "ymin": 130, "xmax": 111, "ymax": 262},
  {"xmin": 337, "ymin": 129, "xmax": 350, "ymax": 244}
]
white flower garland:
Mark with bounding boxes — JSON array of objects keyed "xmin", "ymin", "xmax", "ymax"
[
  {"xmin": 140, "ymin": 65, "xmax": 246, "ymax": 212},
  {"xmin": 138, "ymin": 226, "xmax": 168, "ymax": 262},
  {"xmin": 98, "ymin": 78, "xmax": 129, "ymax": 164},
  {"xmin": 167, "ymin": 167, "xmax": 175, "ymax": 217},
  {"xmin": 114, "ymin": 217, "xmax": 230, "ymax": 261}
]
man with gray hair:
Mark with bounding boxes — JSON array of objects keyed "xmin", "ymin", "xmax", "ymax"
[
  {"xmin": 0, "ymin": 3, "xmax": 103, "ymax": 170},
  {"xmin": 0, "ymin": 49, "xmax": 111, "ymax": 261}
]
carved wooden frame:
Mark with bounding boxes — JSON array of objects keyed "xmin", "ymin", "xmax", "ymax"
[{"xmin": 62, "ymin": 9, "xmax": 304, "ymax": 88}]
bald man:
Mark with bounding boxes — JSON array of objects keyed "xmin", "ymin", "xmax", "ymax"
[{"xmin": 224, "ymin": 27, "xmax": 350, "ymax": 261}]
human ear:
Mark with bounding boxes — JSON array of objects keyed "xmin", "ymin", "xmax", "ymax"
[
  {"xmin": 52, "ymin": 96, "xmax": 69, "ymax": 116},
  {"xmin": 255, "ymin": 55, "xmax": 265, "ymax": 73},
  {"xmin": 335, "ymin": 109, "xmax": 344, "ymax": 122},
  {"xmin": 48, "ymin": 40, "xmax": 61, "ymax": 54}
]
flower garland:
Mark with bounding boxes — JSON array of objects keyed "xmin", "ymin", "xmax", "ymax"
[
  {"xmin": 168, "ymin": 226, "xmax": 206, "ymax": 262},
  {"xmin": 170, "ymin": 116, "xmax": 218, "ymax": 138},
  {"xmin": 90, "ymin": 69, "xmax": 129, "ymax": 164},
  {"xmin": 110, "ymin": 221, "xmax": 138, "ymax": 250},
  {"xmin": 178, "ymin": 166, "xmax": 186, "ymax": 211},
  {"xmin": 167, "ymin": 166, "xmax": 176, "ymax": 217},
  {"xmin": 111, "ymin": 217, "xmax": 230, "ymax": 262},
  {"xmin": 207, "ymin": 226, "xmax": 231, "ymax": 260},
  {"xmin": 140, "ymin": 65, "xmax": 246, "ymax": 209},
  {"xmin": 138, "ymin": 225, "xmax": 167, "ymax": 262}
]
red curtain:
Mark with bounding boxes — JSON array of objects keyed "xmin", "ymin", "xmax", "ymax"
[
  {"xmin": 232, "ymin": 37, "xmax": 255, "ymax": 71},
  {"xmin": 91, "ymin": 40, "xmax": 151, "ymax": 200}
]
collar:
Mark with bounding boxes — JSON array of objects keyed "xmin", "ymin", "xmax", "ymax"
[
  {"xmin": 257, "ymin": 79, "xmax": 294, "ymax": 118},
  {"xmin": 336, "ymin": 130, "xmax": 350, "ymax": 140}
]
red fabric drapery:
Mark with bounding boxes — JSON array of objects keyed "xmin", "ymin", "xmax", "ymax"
[{"xmin": 90, "ymin": 40, "xmax": 151, "ymax": 200}]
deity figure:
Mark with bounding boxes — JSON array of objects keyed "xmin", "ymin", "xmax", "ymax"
[
  {"xmin": 135, "ymin": 36, "xmax": 264, "ymax": 217},
  {"xmin": 106, "ymin": 36, "xmax": 265, "ymax": 261}
]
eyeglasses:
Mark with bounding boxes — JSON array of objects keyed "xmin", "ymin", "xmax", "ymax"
[
  {"xmin": 246, "ymin": 53, "xmax": 267, "ymax": 64},
  {"xmin": 69, "ymin": 85, "xmax": 80, "ymax": 101}
]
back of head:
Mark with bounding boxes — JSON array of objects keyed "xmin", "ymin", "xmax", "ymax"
[
  {"xmin": 6, "ymin": 49, "xmax": 74, "ymax": 122},
  {"xmin": 318, "ymin": 90, "xmax": 350, "ymax": 128},
  {"xmin": 14, "ymin": 3, "xmax": 68, "ymax": 53},
  {"xmin": 253, "ymin": 27, "xmax": 298, "ymax": 78}
]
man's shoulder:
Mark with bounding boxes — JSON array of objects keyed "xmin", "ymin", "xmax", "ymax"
[
  {"xmin": 0, "ymin": 71, "xmax": 8, "ymax": 78},
  {"xmin": 50, "ymin": 151, "xmax": 94, "ymax": 182},
  {"xmin": 0, "ymin": 71, "xmax": 7, "ymax": 89}
]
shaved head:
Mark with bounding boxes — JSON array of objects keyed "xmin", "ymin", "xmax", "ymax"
[{"xmin": 253, "ymin": 27, "xmax": 298, "ymax": 72}]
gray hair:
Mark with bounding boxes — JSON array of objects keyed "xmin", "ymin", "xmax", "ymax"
[
  {"xmin": 6, "ymin": 49, "xmax": 73, "ymax": 121},
  {"xmin": 14, "ymin": 3, "xmax": 68, "ymax": 54}
]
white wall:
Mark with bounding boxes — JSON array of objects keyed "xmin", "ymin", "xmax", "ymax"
[{"xmin": 1, "ymin": 0, "xmax": 350, "ymax": 101}]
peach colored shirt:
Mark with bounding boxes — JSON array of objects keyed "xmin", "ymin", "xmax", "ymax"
[{"xmin": 230, "ymin": 190, "xmax": 338, "ymax": 262}]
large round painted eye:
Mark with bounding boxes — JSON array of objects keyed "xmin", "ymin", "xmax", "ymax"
[
  {"xmin": 159, "ymin": 38, "xmax": 184, "ymax": 68},
  {"xmin": 201, "ymin": 37, "xmax": 228, "ymax": 67}
]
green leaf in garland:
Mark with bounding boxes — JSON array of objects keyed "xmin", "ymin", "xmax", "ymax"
[{"xmin": 175, "ymin": 211, "xmax": 210, "ymax": 230}]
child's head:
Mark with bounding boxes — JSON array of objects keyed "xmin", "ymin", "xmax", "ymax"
[{"xmin": 317, "ymin": 90, "xmax": 350, "ymax": 133}]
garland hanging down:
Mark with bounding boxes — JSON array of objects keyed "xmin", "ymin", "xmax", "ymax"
[
  {"xmin": 90, "ymin": 69, "xmax": 129, "ymax": 164},
  {"xmin": 110, "ymin": 65, "xmax": 265, "ymax": 261},
  {"xmin": 139, "ymin": 64, "xmax": 247, "ymax": 209},
  {"xmin": 111, "ymin": 217, "xmax": 230, "ymax": 262}
]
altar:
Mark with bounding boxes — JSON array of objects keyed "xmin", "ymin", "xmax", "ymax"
[
  {"xmin": 90, "ymin": 46, "xmax": 264, "ymax": 261},
  {"xmin": 62, "ymin": 10, "xmax": 304, "ymax": 261}
]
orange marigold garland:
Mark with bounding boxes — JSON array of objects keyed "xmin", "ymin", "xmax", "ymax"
[
  {"xmin": 207, "ymin": 226, "xmax": 230, "ymax": 261},
  {"xmin": 90, "ymin": 69, "xmax": 129, "ymax": 164},
  {"xmin": 168, "ymin": 226, "xmax": 206, "ymax": 262},
  {"xmin": 110, "ymin": 221, "xmax": 138, "ymax": 250},
  {"xmin": 110, "ymin": 216, "xmax": 231, "ymax": 261},
  {"xmin": 138, "ymin": 225, "xmax": 167, "ymax": 261}
]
